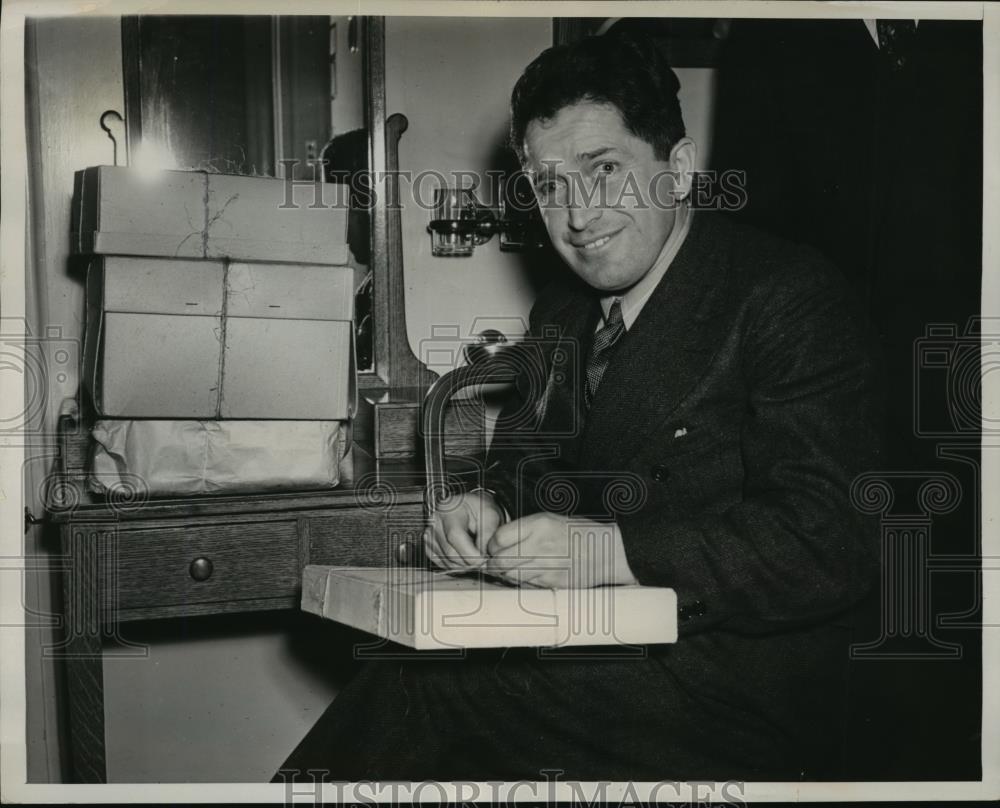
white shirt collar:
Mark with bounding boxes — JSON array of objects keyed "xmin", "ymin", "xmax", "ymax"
[{"xmin": 599, "ymin": 204, "xmax": 693, "ymax": 331}]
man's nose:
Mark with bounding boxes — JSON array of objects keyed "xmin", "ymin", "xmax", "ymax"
[{"xmin": 566, "ymin": 195, "xmax": 602, "ymax": 232}]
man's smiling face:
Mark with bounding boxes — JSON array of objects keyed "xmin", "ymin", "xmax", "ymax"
[{"xmin": 523, "ymin": 101, "xmax": 682, "ymax": 294}]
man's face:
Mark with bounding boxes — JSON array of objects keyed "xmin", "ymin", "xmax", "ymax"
[{"xmin": 523, "ymin": 101, "xmax": 683, "ymax": 294}]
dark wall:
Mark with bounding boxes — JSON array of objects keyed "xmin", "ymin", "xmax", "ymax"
[{"xmin": 710, "ymin": 19, "xmax": 983, "ymax": 781}]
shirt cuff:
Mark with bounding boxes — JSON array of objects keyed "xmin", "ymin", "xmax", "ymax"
[{"xmin": 468, "ymin": 487, "xmax": 511, "ymax": 524}]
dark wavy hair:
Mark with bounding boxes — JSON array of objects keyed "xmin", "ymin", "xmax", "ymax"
[{"xmin": 510, "ymin": 32, "xmax": 686, "ymax": 163}]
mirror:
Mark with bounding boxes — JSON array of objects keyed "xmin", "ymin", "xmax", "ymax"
[{"xmin": 121, "ymin": 14, "xmax": 384, "ymax": 374}]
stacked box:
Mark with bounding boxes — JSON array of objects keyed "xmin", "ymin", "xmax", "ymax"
[
  {"xmin": 74, "ymin": 165, "xmax": 358, "ymax": 497},
  {"xmin": 72, "ymin": 165, "xmax": 351, "ymax": 265},
  {"xmin": 84, "ymin": 256, "xmax": 356, "ymax": 420}
]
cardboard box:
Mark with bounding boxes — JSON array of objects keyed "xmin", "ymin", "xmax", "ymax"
[
  {"xmin": 84, "ymin": 256, "xmax": 356, "ymax": 419},
  {"xmin": 72, "ymin": 166, "xmax": 350, "ymax": 265},
  {"xmin": 203, "ymin": 172, "xmax": 351, "ymax": 264},
  {"xmin": 90, "ymin": 419, "xmax": 347, "ymax": 497},
  {"xmin": 301, "ymin": 566, "xmax": 678, "ymax": 649},
  {"xmin": 72, "ymin": 168, "xmax": 207, "ymax": 258},
  {"xmin": 224, "ymin": 262, "xmax": 352, "ymax": 320}
]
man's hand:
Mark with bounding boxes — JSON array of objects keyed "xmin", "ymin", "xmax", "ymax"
[
  {"xmin": 424, "ymin": 490, "xmax": 504, "ymax": 571},
  {"xmin": 485, "ymin": 512, "xmax": 639, "ymax": 588}
]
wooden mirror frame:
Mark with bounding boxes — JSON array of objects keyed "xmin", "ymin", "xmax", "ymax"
[{"xmin": 363, "ymin": 17, "xmax": 428, "ymax": 392}]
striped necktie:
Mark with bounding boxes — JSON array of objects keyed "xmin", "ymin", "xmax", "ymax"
[{"xmin": 585, "ymin": 299, "xmax": 625, "ymax": 406}]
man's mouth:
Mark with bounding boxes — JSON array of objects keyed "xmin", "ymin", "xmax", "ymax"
[{"xmin": 575, "ymin": 230, "xmax": 620, "ymax": 251}]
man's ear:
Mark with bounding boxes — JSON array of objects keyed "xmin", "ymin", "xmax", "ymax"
[{"xmin": 668, "ymin": 138, "xmax": 697, "ymax": 201}]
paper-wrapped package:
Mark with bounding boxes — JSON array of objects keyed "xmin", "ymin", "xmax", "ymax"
[
  {"xmin": 89, "ymin": 419, "xmax": 347, "ymax": 497},
  {"xmin": 72, "ymin": 165, "xmax": 350, "ymax": 264},
  {"xmin": 301, "ymin": 566, "xmax": 678, "ymax": 649},
  {"xmin": 84, "ymin": 256, "xmax": 356, "ymax": 420}
]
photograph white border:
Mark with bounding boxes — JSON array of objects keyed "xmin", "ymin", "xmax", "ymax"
[{"xmin": 1, "ymin": 0, "xmax": 996, "ymax": 802}]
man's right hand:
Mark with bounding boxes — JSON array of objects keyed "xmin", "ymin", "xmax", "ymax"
[{"xmin": 424, "ymin": 490, "xmax": 504, "ymax": 571}]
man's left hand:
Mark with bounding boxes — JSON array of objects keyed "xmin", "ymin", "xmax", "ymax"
[{"xmin": 484, "ymin": 512, "xmax": 639, "ymax": 588}]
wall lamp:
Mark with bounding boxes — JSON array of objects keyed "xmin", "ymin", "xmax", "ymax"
[{"xmin": 428, "ymin": 186, "xmax": 548, "ymax": 257}]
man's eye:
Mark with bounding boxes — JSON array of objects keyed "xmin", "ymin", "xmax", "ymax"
[
  {"xmin": 536, "ymin": 180, "xmax": 560, "ymax": 200},
  {"xmin": 597, "ymin": 161, "xmax": 617, "ymax": 175}
]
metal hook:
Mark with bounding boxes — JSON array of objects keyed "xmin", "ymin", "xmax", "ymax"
[
  {"xmin": 25, "ymin": 507, "xmax": 47, "ymax": 533},
  {"xmin": 99, "ymin": 109, "xmax": 125, "ymax": 167}
]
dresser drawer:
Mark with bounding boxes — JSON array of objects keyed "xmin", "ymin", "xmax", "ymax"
[
  {"xmin": 307, "ymin": 503, "xmax": 425, "ymax": 567},
  {"xmin": 109, "ymin": 521, "xmax": 299, "ymax": 611}
]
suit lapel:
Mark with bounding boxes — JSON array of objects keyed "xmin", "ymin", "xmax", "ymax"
[
  {"xmin": 579, "ymin": 213, "xmax": 733, "ymax": 468},
  {"xmin": 529, "ymin": 289, "xmax": 601, "ymax": 465}
]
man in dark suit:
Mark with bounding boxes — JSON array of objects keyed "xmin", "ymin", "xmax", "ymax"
[{"xmin": 278, "ymin": 31, "xmax": 881, "ymax": 783}]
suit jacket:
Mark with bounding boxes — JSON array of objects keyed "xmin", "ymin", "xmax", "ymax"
[
  {"xmin": 279, "ymin": 212, "xmax": 885, "ymax": 783},
  {"xmin": 484, "ymin": 211, "xmax": 884, "ymax": 777}
]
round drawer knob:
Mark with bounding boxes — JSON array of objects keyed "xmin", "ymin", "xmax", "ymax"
[
  {"xmin": 396, "ymin": 542, "xmax": 410, "ymax": 565},
  {"xmin": 189, "ymin": 557, "xmax": 214, "ymax": 581}
]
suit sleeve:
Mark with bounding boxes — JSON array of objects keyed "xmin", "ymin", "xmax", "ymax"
[{"xmin": 619, "ymin": 263, "xmax": 883, "ymax": 635}]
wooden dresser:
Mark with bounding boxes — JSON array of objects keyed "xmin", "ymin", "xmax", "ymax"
[{"xmin": 50, "ymin": 407, "xmax": 484, "ymax": 783}]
